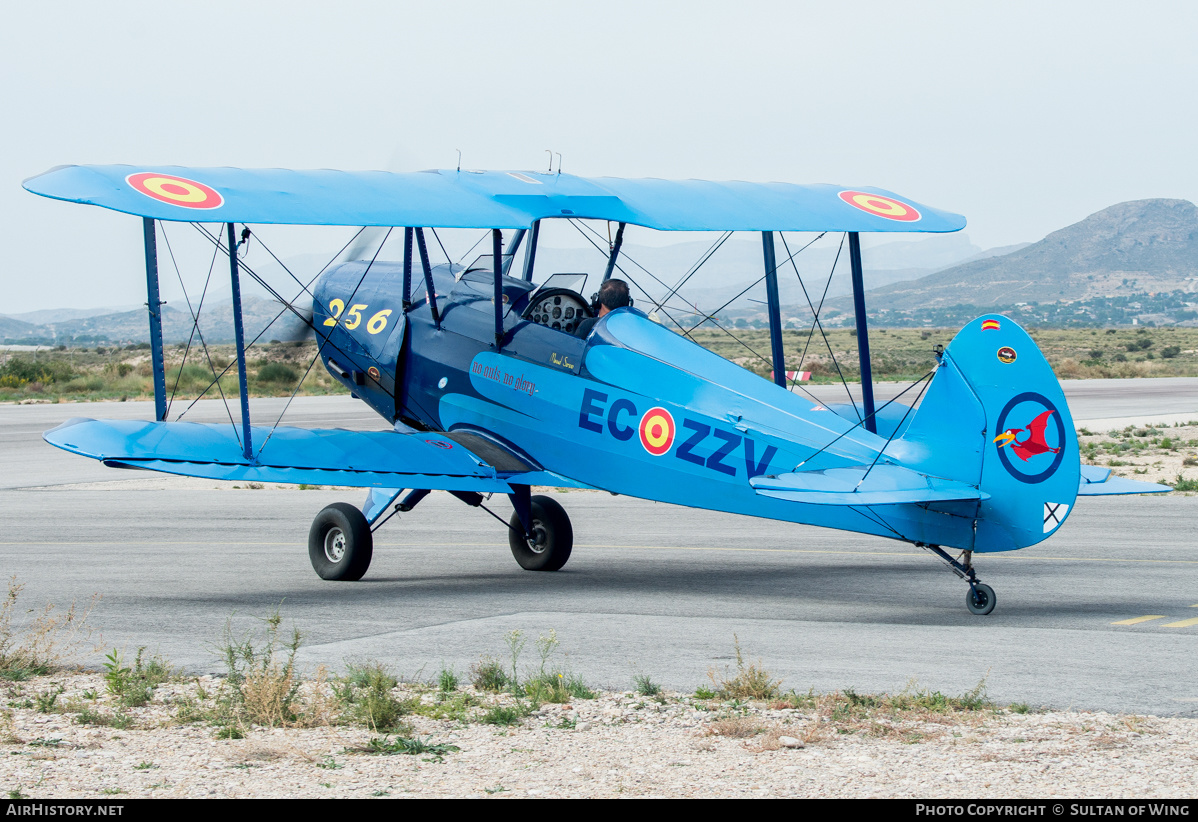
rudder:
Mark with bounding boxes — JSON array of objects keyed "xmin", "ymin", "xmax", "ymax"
[{"xmin": 939, "ymin": 315, "xmax": 1079, "ymax": 551}]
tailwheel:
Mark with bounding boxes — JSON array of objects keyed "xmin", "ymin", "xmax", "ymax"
[
  {"xmin": 309, "ymin": 502, "xmax": 373, "ymax": 581},
  {"xmin": 508, "ymin": 495, "xmax": 573, "ymax": 572},
  {"xmin": 919, "ymin": 543, "xmax": 997, "ymax": 615},
  {"xmin": 966, "ymin": 583, "xmax": 996, "ymax": 616}
]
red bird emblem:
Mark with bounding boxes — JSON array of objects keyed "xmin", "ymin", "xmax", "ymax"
[{"xmin": 993, "ymin": 410, "xmax": 1062, "ymax": 462}]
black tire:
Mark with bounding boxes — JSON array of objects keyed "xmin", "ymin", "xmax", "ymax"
[
  {"xmin": 308, "ymin": 503, "xmax": 373, "ymax": 581},
  {"xmin": 508, "ymin": 495, "xmax": 573, "ymax": 572},
  {"xmin": 966, "ymin": 583, "xmax": 996, "ymax": 616}
]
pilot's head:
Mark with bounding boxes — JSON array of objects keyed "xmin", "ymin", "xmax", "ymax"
[{"xmin": 596, "ymin": 278, "xmax": 631, "ymax": 316}]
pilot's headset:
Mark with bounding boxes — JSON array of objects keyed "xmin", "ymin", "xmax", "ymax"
[{"xmin": 589, "ymin": 288, "xmax": 634, "ymax": 314}]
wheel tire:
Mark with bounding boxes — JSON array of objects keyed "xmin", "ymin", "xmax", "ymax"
[
  {"xmin": 508, "ymin": 495, "xmax": 573, "ymax": 572},
  {"xmin": 966, "ymin": 583, "xmax": 996, "ymax": 616},
  {"xmin": 308, "ymin": 503, "xmax": 373, "ymax": 581}
]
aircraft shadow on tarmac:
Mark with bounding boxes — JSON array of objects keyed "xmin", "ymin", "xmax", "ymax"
[{"xmin": 156, "ymin": 552, "xmax": 1135, "ymax": 627}]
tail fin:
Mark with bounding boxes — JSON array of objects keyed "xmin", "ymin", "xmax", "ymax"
[{"xmin": 897, "ymin": 315, "xmax": 1079, "ymax": 552}]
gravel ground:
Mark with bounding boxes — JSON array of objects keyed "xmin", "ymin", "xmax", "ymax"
[{"xmin": 2, "ymin": 672, "xmax": 1196, "ymax": 799}]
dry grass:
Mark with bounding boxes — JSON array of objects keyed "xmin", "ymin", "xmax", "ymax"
[
  {"xmin": 707, "ymin": 636, "xmax": 782, "ymax": 701},
  {"xmin": 704, "ymin": 716, "xmax": 769, "ymax": 738},
  {"xmin": 746, "ymin": 678, "xmax": 1000, "ymax": 746},
  {"xmin": 0, "ymin": 577, "xmax": 98, "ymax": 680},
  {"xmin": 0, "ymin": 708, "xmax": 16, "ymax": 743},
  {"xmin": 217, "ymin": 609, "xmax": 304, "ymax": 729}
]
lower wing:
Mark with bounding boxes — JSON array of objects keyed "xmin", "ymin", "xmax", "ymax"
[{"xmin": 44, "ymin": 418, "xmax": 583, "ymax": 492}]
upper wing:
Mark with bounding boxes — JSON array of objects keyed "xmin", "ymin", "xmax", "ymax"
[
  {"xmin": 43, "ymin": 418, "xmax": 588, "ymax": 492},
  {"xmin": 23, "ymin": 166, "xmax": 967, "ymax": 233}
]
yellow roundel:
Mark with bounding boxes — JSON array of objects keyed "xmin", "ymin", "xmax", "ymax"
[
  {"xmin": 838, "ymin": 190, "xmax": 921, "ymax": 222},
  {"xmin": 638, "ymin": 407, "xmax": 676, "ymax": 456},
  {"xmin": 126, "ymin": 172, "xmax": 224, "ymax": 210}
]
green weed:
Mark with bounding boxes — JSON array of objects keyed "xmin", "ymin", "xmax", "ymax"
[
  {"xmin": 480, "ymin": 704, "xmax": 532, "ymax": 726},
  {"xmin": 412, "ymin": 691, "xmax": 479, "ymax": 722},
  {"xmin": 359, "ymin": 735, "xmax": 461, "ymax": 762},
  {"xmin": 103, "ymin": 647, "xmax": 175, "ymax": 708},
  {"xmin": 437, "ymin": 666, "xmax": 459, "ymax": 693},
  {"xmin": 634, "ymin": 674, "xmax": 662, "ymax": 697},
  {"xmin": 771, "ymin": 688, "xmax": 817, "ymax": 709},
  {"xmin": 504, "ymin": 630, "xmax": 527, "ymax": 691},
  {"xmin": 523, "ymin": 674, "xmax": 573, "ymax": 704},
  {"xmin": 34, "ymin": 685, "xmax": 63, "ymax": 713},
  {"xmin": 335, "ymin": 661, "xmax": 413, "ymax": 732},
  {"xmin": 469, "ymin": 656, "xmax": 508, "ymax": 692},
  {"xmin": 74, "ymin": 707, "xmax": 133, "ymax": 729},
  {"xmin": 1172, "ymin": 474, "xmax": 1198, "ymax": 491}
]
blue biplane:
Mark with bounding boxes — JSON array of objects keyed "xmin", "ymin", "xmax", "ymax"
[{"xmin": 23, "ymin": 165, "xmax": 1168, "ymax": 614}]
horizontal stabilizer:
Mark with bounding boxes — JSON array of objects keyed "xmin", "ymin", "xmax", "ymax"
[
  {"xmin": 1077, "ymin": 464, "xmax": 1171, "ymax": 496},
  {"xmin": 749, "ymin": 464, "xmax": 988, "ymax": 506},
  {"xmin": 44, "ymin": 418, "xmax": 514, "ymax": 492}
]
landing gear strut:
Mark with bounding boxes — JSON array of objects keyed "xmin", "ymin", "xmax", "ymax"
[
  {"xmin": 305, "ymin": 486, "xmax": 576, "ymax": 581},
  {"xmin": 920, "ymin": 544, "xmax": 996, "ymax": 616}
]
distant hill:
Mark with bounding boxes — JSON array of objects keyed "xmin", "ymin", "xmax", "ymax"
[
  {"xmin": 0, "ymin": 296, "xmax": 310, "ymax": 345},
  {"xmin": 0, "ymin": 315, "xmax": 38, "ymax": 340},
  {"xmin": 2, "ymin": 231, "xmax": 1005, "ymax": 344},
  {"xmin": 834, "ymin": 199, "xmax": 1198, "ymax": 314}
]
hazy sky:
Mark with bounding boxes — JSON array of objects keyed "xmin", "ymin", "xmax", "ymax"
[{"xmin": 3, "ymin": 1, "xmax": 1196, "ymax": 312}]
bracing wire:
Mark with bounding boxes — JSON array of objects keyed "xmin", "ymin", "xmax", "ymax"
[
  {"xmin": 159, "ymin": 222, "xmax": 242, "ymax": 441},
  {"xmin": 779, "ymin": 232, "xmax": 861, "ymax": 423}
]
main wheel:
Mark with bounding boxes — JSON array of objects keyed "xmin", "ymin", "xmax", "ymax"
[
  {"xmin": 508, "ymin": 495, "xmax": 573, "ymax": 571},
  {"xmin": 308, "ymin": 503, "xmax": 373, "ymax": 581},
  {"xmin": 966, "ymin": 582, "xmax": 996, "ymax": 615}
]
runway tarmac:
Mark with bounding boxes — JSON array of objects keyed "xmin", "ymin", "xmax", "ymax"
[{"xmin": 2, "ymin": 382, "xmax": 1196, "ymax": 715}]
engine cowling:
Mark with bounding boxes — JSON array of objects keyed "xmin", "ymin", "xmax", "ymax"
[{"xmin": 312, "ymin": 261, "xmax": 407, "ymax": 421}]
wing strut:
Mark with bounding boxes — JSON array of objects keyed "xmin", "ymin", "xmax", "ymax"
[
  {"xmin": 501, "ymin": 228, "xmax": 526, "ymax": 277},
  {"xmin": 492, "ymin": 228, "xmax": 504, "ymax": 347},
  {"xmin": 521, "ymin": 219, "xmax": 540, "ymax": 282},
  {"xmin": 402, "ymin": 227, "xmax": 413, "ymax": 310},
  {"xmin": 142, "ymin": 217, "xmax": 168, "ymax": 421},
  {"xmin": 414, "ymin": 228, "xmax": 440, "ymax": 328},
  {"xmin": 848, "ymin": 232, "xmax": 877, "ymax": 433},
  {"xmin": 226, "ymin": 222, "xmax": 254, "ymax": 460},
  {"xmin": 761, "ymin": 231, "xmax": 787, "ymax": 389},
  {"xmin": 602, "ymin": 222, "xmax": 626, "ymax": 282}
]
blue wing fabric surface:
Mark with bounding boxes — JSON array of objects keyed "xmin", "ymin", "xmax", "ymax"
[
  {"xmin": 1077, "ymin": 464, "xmax": 1170, "ymax": 496},
  {"xmin": 750, "ymin": 464, "xmax": 989, "ymax": 506},
  {"xmin": 24, "ymin": 166, "xmax": 966, "ymax": 233},
  {"xmin": 44, "ymin": 418, "xmax": 515, "ymax": 492}
]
